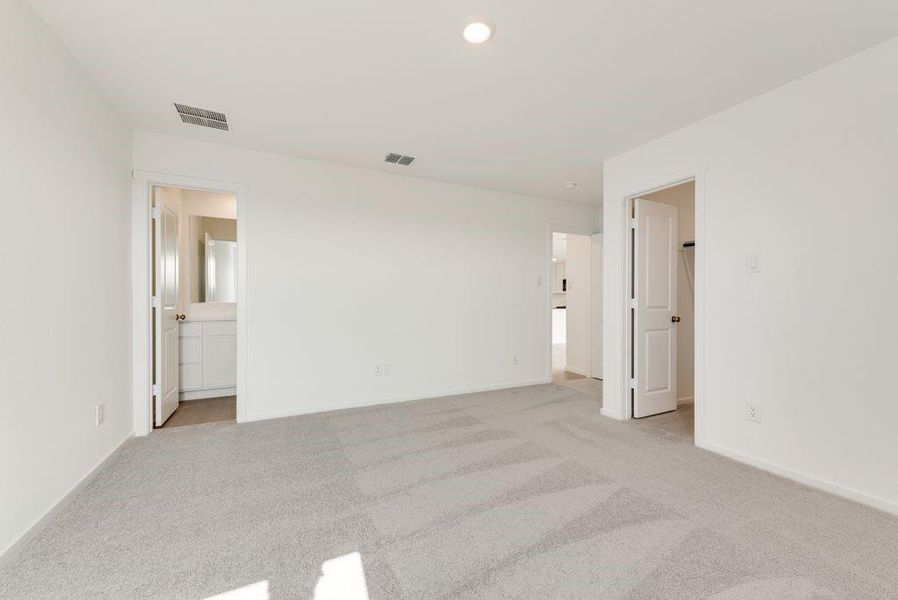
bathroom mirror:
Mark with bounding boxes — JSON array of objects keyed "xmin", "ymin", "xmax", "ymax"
[{"xmin": 189, "ymin": 216, "xmax": 237, "ymax": 303}]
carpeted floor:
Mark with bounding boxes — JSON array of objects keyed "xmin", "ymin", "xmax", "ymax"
[{"xmin": 2, "ymin": 383, "xmax": 897, "ymax": 598}]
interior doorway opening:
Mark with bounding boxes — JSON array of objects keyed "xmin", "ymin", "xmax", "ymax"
[
  {"xmin": 549, "ymin": 230, "xmax": 603, "ymax": 401},
  {"xmin": 627, "ymin": 180, "xmax": 695, "ymax": 440},
  {"xmin": 151, "ymin": 185, "xmax": 239, "ymax": 429}
]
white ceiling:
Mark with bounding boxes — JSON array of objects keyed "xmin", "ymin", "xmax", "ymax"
[{"xmin": 29, "ymin": 1, "xmax": 898, "ymax": 204}]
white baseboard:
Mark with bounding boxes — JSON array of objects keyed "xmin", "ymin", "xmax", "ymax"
[
  {"xmin": 697, "ymin": 440, "xmax": 898, "ymax": 516},
  {"xmin": 0, "ymin": 433, "xmax": 133, "ymax": 566},
  {"xmin": 240, "ymin": 378, "xmax": 553, "ymax": 424},
  {"xmin": 677, "ymin": 396, "xmax": 694, "ymax": 404},
  {"xmin": 565, "ymin": 366, "xmax": 588, "ymax": 376},
  {"xmin": 599, "ymin": 407, "xmax": 624, "ymax": 420},
  {"xmin": 180, "ymin": 387, "xmax": 236, "ymax": 401}
]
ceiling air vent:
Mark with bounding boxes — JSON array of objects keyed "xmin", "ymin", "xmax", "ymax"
[
  {"xmin": 174, "ymin": 103, "xmax": 229, "ymax": 131},
  {"xmin": 385, "ymin": 152, "xmax": 415, "ymax": 166}
]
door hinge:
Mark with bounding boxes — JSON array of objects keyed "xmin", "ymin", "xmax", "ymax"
[
  {"xmin": 629, "ymin": 378, "xmax": 638, "ymax": 389},
  {"xmin": 152, "ymin": 384, "xmax": 160, "ymax": 397},
  {"xmin": 152, "ymin": 206, "xmax": 161, "ymax": 220},
  {"xmin": 629, "ymin": 298, "xmax": 637, "ymax": 309},
  {"xmin": 630, "ymin": 218, "xmax": 638, "ymax": 229},
  {"xmin": 151, "ymin": 295, "xmax": 160, "ymax": 308}
]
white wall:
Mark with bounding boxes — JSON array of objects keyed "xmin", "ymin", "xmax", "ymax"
[
  {"xmin": 603, "ymin": 37, "xmax": 898, "ymax": 513},
  {"xmin": 590, "ymin": 233, "xmax": 603, "ymax": 379},
  {"xmin": 0, "ymin": 0, "xmax": 132, "ymax": 557},
  {"xmin": 643, "ymin": 181, "xmax": 695, "ymax": 400},
  {"xmin": 564, "ymin": 234, "xmax": 591, "ymax": 375},
  {"xmin": 134, "ymin": 131, "xmax": 600, "ymax": 421},
  {"xmin": 552, "ymin": 309, "xmax": 566, "ymax": 344}
]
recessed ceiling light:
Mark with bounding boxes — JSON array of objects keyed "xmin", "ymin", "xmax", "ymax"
[
  {"xmin": 552, "ymin": 257, "xmax": 558, "ymax": 262},
  {"xmin": 462, "ymin": 21, "xmax": 494, "ymax": 44},
  {"xmin": 563, "ymin": 182, "xmax": 579, "ymax": 190}
]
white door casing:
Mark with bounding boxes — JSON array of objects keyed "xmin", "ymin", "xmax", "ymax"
[
  {"xmin": 590, "ymin": 233, "xmax": 603, "ymax": 379},
  {"xmin": 154, "ymin": 199, "xmax": 180, "ymax": 426},
  {"xmin": 633, "ymin": 198, "xmax": 678, "ymax": 418}
]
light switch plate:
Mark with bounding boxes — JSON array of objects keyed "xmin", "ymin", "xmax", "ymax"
[{"xmin": 746, "ymin": 253, "xmax": 761, "ymax": 274}]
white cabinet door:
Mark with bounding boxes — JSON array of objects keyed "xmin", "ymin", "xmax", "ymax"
[
  {"xmin": 633, "ymin": 198, "xmax": 678, "ymax": 418},
  {"xmin": 203, "ymin": 322, "xmax": 237, "ymax": 389}
]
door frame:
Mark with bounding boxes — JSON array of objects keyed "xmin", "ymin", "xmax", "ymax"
[
  {"xmin": 612, "ymin": 164, "xmax": 706, "ymax": 444},
  {"xmin": 546, "ymin": 223, "xmax": 601, "ymax": 381},
  {"xmin": 131, "ymin": 170, "xmax": 249, "ymax": 436}
]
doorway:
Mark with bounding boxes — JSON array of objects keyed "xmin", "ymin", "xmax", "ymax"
[
  {"xmin": 152, "ymin": 186, "xmax": 239, "ymax": 428},
  {"xmin": 626, "ymin": 180, "xmax": 695, "ymax": 440},
  {"xmin": 132, "ymin": 171, "xmax": 248, "ymax": 436},
  {"xmin": 549, "ymin": 230, "xmax": 603, "ymax": 400}
]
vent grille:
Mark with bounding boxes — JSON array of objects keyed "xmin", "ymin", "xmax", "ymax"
[
  {"xmin": 174, "ymin": 103, "xmax": 229, "ymax": 131},
  {"xmin": 385, "ymin": 152, "xmax": 415, "ymax": 166}
]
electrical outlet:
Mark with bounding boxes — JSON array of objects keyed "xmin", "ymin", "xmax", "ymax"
[
  {"xmin": 536, "ymin": 275, "xmax": 543, "ymax": 287},
  {"xmin": 745, "ymin": 253, "xmax": 761, "ymax": 274},
  {"xmin": 512, "ymin": 353, "xmax": 519, "ymax": 366},
  {"xmin": 745, "ymin": 402, "xmax": 762, "ymax": 424},
  {"xmin": 383, "ymin": 363, "xmax": 391, "ymax": 376},
  {"xmin": 374, "ymin": 364, "xmax": 383, "ymax": 377},
  {"xmin": 96, "ymin": 403, "xmax": 105, "ymax": 426}
]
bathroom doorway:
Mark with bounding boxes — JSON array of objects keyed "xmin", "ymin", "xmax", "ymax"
[
  {"xmin": 132, "ymin": 171, "xmax": 248, "ymax": 436},
  {"xmin": 152, "ymin": 185, "xmax": 239, "ymax": 428}
]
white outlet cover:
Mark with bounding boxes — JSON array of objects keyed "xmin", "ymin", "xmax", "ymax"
[{"xmin": 746, "ymin": 253, "xmax": 761, "ymax": 273}]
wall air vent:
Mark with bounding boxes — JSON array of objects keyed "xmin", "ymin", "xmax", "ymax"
[
  {"xmin": 174, "ymin": 103, "xmax": 229, "ymax": 131},
  {"xmin": 385, "ymin": 152, "xmax": 415, "ymax": 166}
]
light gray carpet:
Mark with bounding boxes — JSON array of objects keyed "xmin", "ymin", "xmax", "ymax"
[{"xmin": 2, "ymin": 383, "xmax": 897, "ymax": 598}]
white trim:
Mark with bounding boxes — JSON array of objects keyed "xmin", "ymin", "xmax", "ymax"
[
  {"xmin": 180, "ymin": 388, "xmax": 237, "ymax": 401},
  {"xmin": 131, "ymin": 170, "xmax": 249, "ymax": 436},
  {"xmin": 565, "ymin": 366, "xmax": 588, "ymax": 377},
  {"xmin": 600, "ymin": 407, "xmax": 622, "ymax": 419},
  {"xmin": 242, "ymin": 378, "xmax": 551, "ymax": 423},
  {"xmin": 697, "ymin": 440, "xmax": 898, "ymax": 516},
  {"xmin": 0, "ymin": 434, "xmax": 132, "ymax": 565},
  {"xmin": 546, "ymin": 222, "xmax": 601, "ymax": 384},
  {"xmin": 613, "ymin": 164, "xmax": 707, "ymax": 445}
]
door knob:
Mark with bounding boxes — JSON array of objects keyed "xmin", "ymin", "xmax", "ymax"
[{"xmin": 671, "ymin": 315, "xmax": 681, "ymax": 323}]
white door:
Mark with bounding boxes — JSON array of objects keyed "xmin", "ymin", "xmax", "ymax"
[
  {"xmin": 590, "ymin": 233, "xmax": 603, "ymax": 379},
  {"xmin": 633, "ymin": 198, "xmax": 678, "ymax": 418},
  {"xmin": 154, "ymin": 200, "xmax": 180, "ymax": 426}
]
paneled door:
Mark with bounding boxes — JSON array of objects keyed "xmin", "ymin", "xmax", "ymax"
[
  {"xmin": 154, "ymin": 198, "xmax": 180, "ymax": 426},
  {"xmin": 633, "ymin": 198, "xmax": 678, "ymax": 418}
]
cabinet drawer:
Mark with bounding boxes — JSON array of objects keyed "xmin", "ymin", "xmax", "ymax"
[
  {"xmin": 203, "ymin": 321, "xmax": 236, "ymax": 336},
  {"xmin": 179, "ymin": 363, "xmax": 203, "ymax": 391},
  {"xmin": 179, "ymin": 337, "xmax": 202, "ymax": 364},
  {"xmin": 179, "ymin": 322, "xmax": 202, "ymax": 337}
]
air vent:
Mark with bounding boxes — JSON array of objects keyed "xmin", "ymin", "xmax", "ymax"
[
  {"xmin": 174, "ymin": 103, "xmax": 229, "ymax": 131},
  {"xmin": 385, "ymin": 152, "xmax": 415, "ymax": 166}
]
